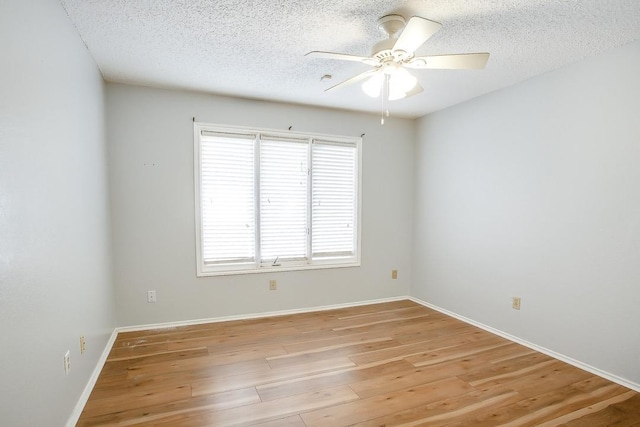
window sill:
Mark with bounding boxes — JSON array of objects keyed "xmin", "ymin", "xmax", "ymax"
[{"xmin": 196, "ymin": 261, "xmax": 361, "ymax": 277}]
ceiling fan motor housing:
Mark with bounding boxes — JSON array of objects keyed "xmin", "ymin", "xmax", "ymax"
[
  {"xmin": 377, "ymin": 14, "xmax": 405, "ymax": 37},
  {"xmin": 373, "ymin": 15, "xmax": 412, "ymax": 62}
]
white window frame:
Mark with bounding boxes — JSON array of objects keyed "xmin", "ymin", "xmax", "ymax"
[{"xmin": 194, "ymin": 123, "xmax": 362, "ymax": 276}]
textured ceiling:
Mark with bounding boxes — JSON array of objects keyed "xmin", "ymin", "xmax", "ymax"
[{"xmin": 60, "ymin": 0, "xmax": 640, "ymax": 118}]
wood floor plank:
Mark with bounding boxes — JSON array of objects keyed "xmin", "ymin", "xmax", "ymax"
[
  {"xmin": 281, "ymin": 330, "xmax": 394, "ymax": 354},
  {"xmin": 459, "ymin": 353, "xmax": 557, "ymax": 388},
  {"xmin": 444, "ymin": 376, "xmax": 631, "ymax": 426},
  {"xmin": 117, "ymin": 358, "xmax": 272, "ymax": 397},
  {"xmin": 77, "ymin": 301, "xmax": 640, "ymax": 426},
  {"xmin": 206, "ymin": 343, "xmax": 288, "ymax": 363},
  {"xmin": 155, "ymin": 385, "xmax": 359, "ymax": 427},
  {"xmin": 335, "ymin": 305, "xmax": 427, "ymax": 322},
  {"xmin": 335, "ymin": 306, "xmax": 434, "ymax": 325},
  {"xmin": 351, "ymin": 388, "xmax": 523, "ymax": 427},
  {"xmin": 405, "ymin": 336, "xmax": 512, "ymax": 368},
  {"xmin": 349, "ymin": 329, "xmax": 499, "ymax": 366},
  {"xmin": 125, "ymin": 354, "xmax": 270, "ymax": 379},
  {"xmin": 107, "ymin": 342, "xmax": 171, "ymax": 360},
  {"xmin": 393, "ymin": 319, "xmax": 476, "ymax": 344},
  {"xmin": 475, "ymin": 360, "xmax": 597, "ymax": 399},
  {"xmin": 98, "ymin": 347, "xmax": 210, "ymax": 380},
  {"xmin": 513, "ymin": 388, "xmax": 636, "ymax": 427},
  {"xmin": 247, "ymin": 415, "xmax": 307, "ymax": 427},
  {"xmin": 349, "ymin": 361, "xmax": 482, "ymax": 399},
  {"xmin": 279, "ymin": 336, "xmax": 393, "ymax": 358},
  {"xmin": 265, "ymin": 338, "xmax": 400, "ymax": 369},
  {"xmin": 256, "ymin": 359, "xmax": 413, "ymax": 401},
  {"xmin": 80, "ymin": 384, "xmax": 192, "ymax": 419},
  {"xmin": 558, "ymin": 393, "xmax": 640, "ymax": 427},
  {"xmin": 300, "ymin": 377, "xmax": 473, "ymax": 426},
  {"xmin": 190, "ymin": 356, "xmax": 355, "ymax": 396},
  {"xmin": 90, "ymin": 370, "xmax": 128, "ymax": 390},
  {"xmin": 167, "ymin": 326, "xmax": 303, "ymax": 352},
  {"xmin": 459, "ymin": 350, "xmax": 551, "ymax": 379},
  {"xmin": 331, "ymin": 314, "xmax": 433, "ymax": 332},
  {"xmin": 77, "ymin": 387, "xmax": 261, "ymax": 426},
  {"xmin": 90, "ymin": 372, "xmax": 193, "ymax": 402},
  {"xmin": 115, "ymin": 327, "xmax": 223, "ymax": 348}
]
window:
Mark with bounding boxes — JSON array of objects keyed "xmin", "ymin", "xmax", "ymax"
[{"xmin": 194, "ymin": 123, "xmax": 361, "ymax": 276}]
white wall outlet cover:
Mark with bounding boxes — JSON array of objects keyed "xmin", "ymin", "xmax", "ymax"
[{"xmin": 147, "ymin": 290, "xmax": 157, "ymax": 303}]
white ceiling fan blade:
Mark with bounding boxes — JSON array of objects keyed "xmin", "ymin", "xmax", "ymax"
[
  {"xmin": 393, "ymin": 17, "xmax": 442, "ymax": 55},
  {"xmin": 324, "ymin": 69, "xmax": 379, "ymax": 92},
  {"xmin": 305, "ymin": 51, "xmax": 374, "ymax": 65},
  {"xmin": 406, "ymin": 53, "xmax": 490, "ymax": 70}
]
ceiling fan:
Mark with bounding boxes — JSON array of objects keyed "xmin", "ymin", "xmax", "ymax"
[{"xmin": 306, "ymin": 14, "xmax": 489, "ymax": 105}]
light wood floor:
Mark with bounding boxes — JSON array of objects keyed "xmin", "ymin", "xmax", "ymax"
[{"xmin": 78, "ymin": 300, "xmax": 640, "ymax": 426}]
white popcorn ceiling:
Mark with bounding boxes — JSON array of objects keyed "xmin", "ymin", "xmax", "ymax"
[{"xmin": 59, "ymin": 0, "xmax": 640, "ymax": 118}]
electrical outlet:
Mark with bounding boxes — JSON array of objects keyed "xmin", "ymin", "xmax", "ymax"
[
  {"xmin": 147, "ymin": 290, "xmax": 157, "ymax": 303},
  {"xmin": 269, "ymin": 280, "xmax": 277, "ymax": 290},
  {"xmin": 64, "ymin": 351, "xmax": 71, "ymax": 375},
  {"xmin": 391, "ymin": 270, "xmax": 398, "ymax": 279},
  {"xmin": 512, "ymin": 297, "xmax": 521, "ymax": 310},
  {"xmin": 79, "ymin": 336, "xmax": 86, "ymax": 354}
]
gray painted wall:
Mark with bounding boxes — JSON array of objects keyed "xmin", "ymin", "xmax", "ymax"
[
  {"xmin": 0, "ymin": 0, "xmax": 116, "ymax": 425},
  {"xmin": 412, "ymin": 40, "xmax": 640, "ymax": 386},
  {"xmin": 106, "ymin": 83, "xmax": 414, "ymax": 326}
]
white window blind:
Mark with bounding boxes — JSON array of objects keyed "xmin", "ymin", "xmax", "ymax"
[
  {"xmin": 194, "ymin": 123, "xmax": 361, "ymax": 276},
  {"xmin": 260, "ymin": 137, "xmax": 309, "ymax": 263},
  {"xmin": 311, "ymin": 141, "xmax": 357, "ymax": 259},
  {"xmin": 199, "ymin": 133, "xmax": 255, "ymax": 265}
]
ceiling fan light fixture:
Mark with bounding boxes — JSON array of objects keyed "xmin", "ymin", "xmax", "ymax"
[
  {"xmin": 389, "ymin": 66, "xmax": 417, "ymax": 97},
  {"xmin": 362, "ymin": 66, "xmax": 417, "ymax": 100},
  {"xmin": 362, "ymin": 72, "xmax": 384, "ymax": 97},
  {"xmin": 388, "ymin": 88, "xmax": 409, "ymax": 101}
]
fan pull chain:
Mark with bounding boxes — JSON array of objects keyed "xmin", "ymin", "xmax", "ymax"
[{"xmin": 381, "ymin": 74, "xmax": 391, "ymax": 125}]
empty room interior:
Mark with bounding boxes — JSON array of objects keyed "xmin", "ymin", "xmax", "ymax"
[{"xmin": 2, "ymin": 0, "xmax": 640, "ymax": 425}]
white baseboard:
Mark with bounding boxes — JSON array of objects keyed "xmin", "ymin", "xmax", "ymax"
[
  {"xmin": 116, "ymin": 295, "xmax": 408, "ymax": 333},
  {"xmin": 66, "ymin": 329, "xmax": 118, "ymax": 427},
  {"xmin": 408, "ymin": 296, "xmax": 640, "ymax": 393}
]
